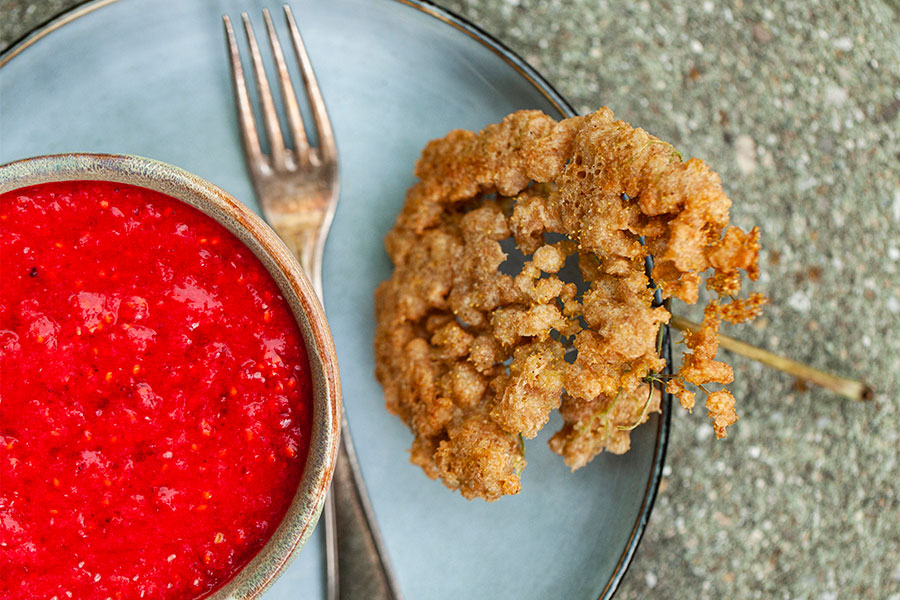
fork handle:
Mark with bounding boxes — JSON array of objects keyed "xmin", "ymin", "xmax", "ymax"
[
  {"xmin": 280, "ymin": 227, "xmax": 322, "ymax": 299},
  {"xmin": 277, "ymin": 226, "xmax": 402, "ymax": 600},
  {"xmin": 331, "ymin": 418, "xmax": 403, "ymax": 600}
]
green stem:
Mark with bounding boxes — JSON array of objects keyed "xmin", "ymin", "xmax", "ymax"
[
  {"xmin": 669, "ymin": 315, "xmax": 874, "ymax": 402},
  {"xmin": 618, "ymin": 383, "xmax": 657, "ymax": 431}
]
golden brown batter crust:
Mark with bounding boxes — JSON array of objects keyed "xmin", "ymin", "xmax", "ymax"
[{"xmin": 375, "ymin": 108, "xmax": 762, "ymax": 500}]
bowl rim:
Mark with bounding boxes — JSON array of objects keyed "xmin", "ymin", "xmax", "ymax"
[{"xmin": 0, "ymin": 152, "xmax": 342, "ymax": 599}]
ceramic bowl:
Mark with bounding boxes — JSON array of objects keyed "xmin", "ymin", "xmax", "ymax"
[{"xmin": 0, "ymin": 152, "xmax": 341, "ymax": 599}]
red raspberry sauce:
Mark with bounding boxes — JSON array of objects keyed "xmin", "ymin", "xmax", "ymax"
[{"xmin": 0, "ymin": 181, "xmax": 314, "ymax": 599}]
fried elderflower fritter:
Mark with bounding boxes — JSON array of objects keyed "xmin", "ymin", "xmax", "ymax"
[{"xmin": 374, "ymin": 108, "xmax": 763, "ymax": 501}]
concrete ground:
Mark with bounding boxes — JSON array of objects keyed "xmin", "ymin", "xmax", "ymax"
[{"xmin": 3, "ymin": 1, "xmax": 899, "ymax": 598}]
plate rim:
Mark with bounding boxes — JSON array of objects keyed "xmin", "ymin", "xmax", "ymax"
[{"xmin": 0, "ymin": 2, "xmax": 672, "ymax": 598}]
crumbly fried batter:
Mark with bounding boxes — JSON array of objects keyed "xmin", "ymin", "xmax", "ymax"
[{"xmin": 374, "ymin": 108, "xmax": 763, "ymax": 500}]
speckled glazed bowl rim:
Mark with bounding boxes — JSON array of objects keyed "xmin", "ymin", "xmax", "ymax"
[{"xmin": 0, "ymin": 153, "xmax": 342, "ymax": 600}]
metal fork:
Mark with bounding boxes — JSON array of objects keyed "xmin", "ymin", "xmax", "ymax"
[{"xmin": 224, "ymin": 7, "xmax": 401, "ymax": 599}]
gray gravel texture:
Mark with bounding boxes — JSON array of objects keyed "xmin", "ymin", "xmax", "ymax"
[{"xmin": 3, "ymin": 1, "xmax": 900, "ymax": 599}]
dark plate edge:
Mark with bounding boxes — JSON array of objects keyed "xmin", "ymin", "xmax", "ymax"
[{"xmin": 0, "ymin": 2, "xmax": 672, "ymax": 599}]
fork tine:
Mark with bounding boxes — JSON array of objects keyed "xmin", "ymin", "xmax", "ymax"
[
  {"xmin": 224, "ymin": 15, "xmax": 264, "ymax": 171},
  {"xmin": 283, "ymin": 5, "xmax": 337, "ymax": 161},
  {"xmin": 240, "ymin": 12, "xmax": 287, "ymax": 170},
  {"xmin": 262, "ymin": 8, "xmax": 310, "ymax": 164}
]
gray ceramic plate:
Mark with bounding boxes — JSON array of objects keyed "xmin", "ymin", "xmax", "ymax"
[{"xmin": 0, "ymin": 1, "xmax": 670, "ymax": 598}]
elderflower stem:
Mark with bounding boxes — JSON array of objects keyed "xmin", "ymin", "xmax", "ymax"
[{"xmin": 669, "ymin": 315, "xmax": 873, "ymax": 402}]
